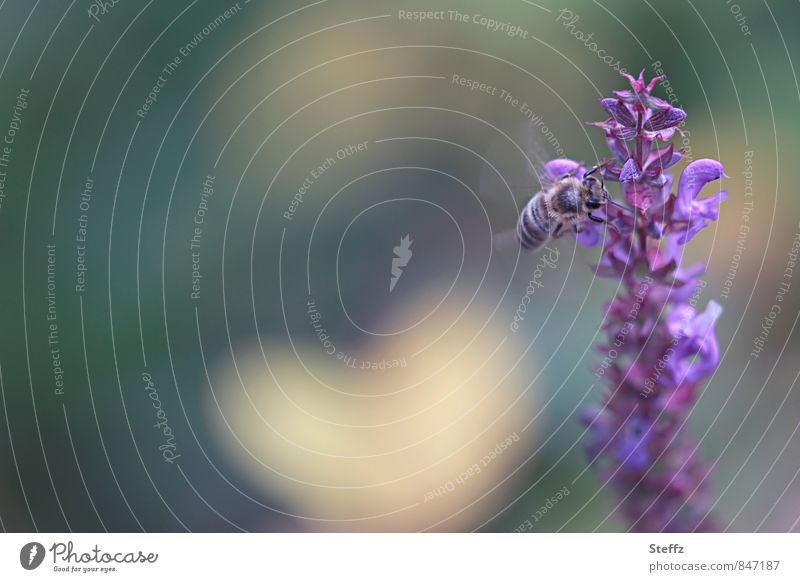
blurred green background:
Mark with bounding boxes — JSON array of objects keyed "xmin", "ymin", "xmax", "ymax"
[{"xmin": 1, "ymin": 0, "xmax": 799, "ymax": 532}]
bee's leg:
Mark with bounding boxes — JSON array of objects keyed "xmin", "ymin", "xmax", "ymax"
[
  {"xmin": 588, "ymin": 213, "xmax": 604, "ymax": 224},
  {"xmin": 552, "ymin": 222, "xmax": 565, "ymax": 238},
  {"xmin": 588, "ymin": 212, "xmax": 621, "ymax": 234}
]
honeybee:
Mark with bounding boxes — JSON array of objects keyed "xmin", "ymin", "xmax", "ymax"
[
  {"xmin": 480, "ymin": 122, "xmax": 629, "ymax": 256},
  {"xmin": 516, "ymin": 165, "xmax": 623, "ymax": 251}
]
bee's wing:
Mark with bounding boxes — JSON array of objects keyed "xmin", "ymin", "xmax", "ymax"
[
  {"xmin": 492, "ymin": 228, "xmax": 521, "ymax": 255},
  {"xmin": 480, "ymin": 121, "xmax": 557, "ymax": 264},
  {"xmin": 485, "ymin": 225, "xmax": 526, "ymax": 273},
  {"xmin": 478, "ymin": 120, "xmax": 555, "ymax": 211}
]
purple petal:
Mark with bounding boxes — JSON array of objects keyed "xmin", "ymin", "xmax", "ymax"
[
  {"xmin": 645, "ymin": 75, "xmax": 664, "ymax": 93},
  {"xmin": 646, "ymin": 220, "xmax": 664, "ymax": 239},
  {"xmin": 673, "ymin": 262, "xmax": 706, "ymax": 286},
  {"xmin": 577, "ymin": 209, "xmax": 608, "ymax": 247},
  {"xmin": 675, "ymin": 159, "xmax": 726, "ymax": 219},
  {"xmin": 693, "ymin": 190, "xmax": 728, "ymax": 220},
  {"xmin": 640, "ymin": 137, "xmax": 653, "ymax": 163},
  {"xmin": 622, "ymin": 69, "xmax": 646, "ymax": 94},
  {"xmin": 654, "ymin": 173, "xmax": 673, "ymax": 208},
  {"xmin": 644, "ymin": 165, "xmax": 663, "ymax": 180},
  {"xmin": 601, "ymin": 98, "xmax": 636, "ymax": 127},
  {"xmin": 615, "ymin": 415, "xmax": 653, "ymax": 470},
  {"xmin": 644, "ymin": 107, "xmax": 686, "ymax": 131},
  {"xmin": 646, "ymin": 235, "xmax": 679, "ymax": 273},
  {"xmin": 644, "ymin": 128, "xmax": 678, "ymax": 142},
  {"xmin": 615, "ymin": 102, "xmax": 636, "ymax": 127},
  {"xmin": 613, "ymin": 89, "xmax": 637, "ymax": 103},
  {"xmin": 543, "ymin": 158, "xmax": 585, "ymax": 181},
  {"xmin": 600, "ymin": 98, "xmax": 617, "ymax": 117},
  {"xmin": 646, "ymin": 172, "xmax": 669, "ymax": 188},
  {"xmin": 601, "ymin": 163, "xmax": 622, "ymax": 182},
  {"xmin": 663, "ymin": 151, "xmax": 684, "ymax": 170},
  {"xmin": 644, "ymin": 145, "xmax": 683, "ymax": 179},
  {"xmin": 606, "ymin": 133, "xmax": 629, "ymax": 162},
  {"xmin": 667, "ymin": 304, "xmax": 697, "ymax": 339},
  {"xmin": 645, "ymin": 95, "xmax": 671, "ymax": 110},
  {"xmin": 677, "ymin": 190, "xmax": 728, "ymax": 244},
  {"xmin": 594, "ymin": 234, "xmax": 636, "ymax": 276},
  {"xmin": 576, "ymin": 222, "xmax": 602, "ymax": 247},
  {"xmin": 615, "ymin": 126, "xmax": 638, "ymax": 141},
  {"xmin": 622, "ymin": 181, "xmax": 647, "ymax": 208},
  {"xmin": 620, "ymin": 158, "xmax": 640, "ymax": 182},
  {"xmin": 674, "ymin": 301, "xmax": 723, "ymax": 384},
  {"xmin": 693, "ymin": 300, "xmax": 723, "ymax": 337},
  {"xmin": 646, "ymin": 144, "xmax": 674, "ymax": 169},
  {"xmin": 623, "ymin": 180, "xmax": 671, "ymax": 212}
]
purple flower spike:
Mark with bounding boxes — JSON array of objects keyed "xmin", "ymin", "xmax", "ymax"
[{"xmin": 546, "ymin": 73, "xmax": 726, "ymax": 532}]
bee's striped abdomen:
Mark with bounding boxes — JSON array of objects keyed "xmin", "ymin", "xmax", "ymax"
[{"xmin": 516, "ymin": 192, "xmax": 552, "ymax": 251}]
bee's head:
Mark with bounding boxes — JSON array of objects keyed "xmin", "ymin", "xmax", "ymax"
[{"xmin": 582, "ymin": 166, "xmax": 608, "ymax": 210}]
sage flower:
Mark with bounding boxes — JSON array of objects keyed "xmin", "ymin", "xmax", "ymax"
[{"xmin": 558, "ymin": 70, "xmax": 726, "ymax": 531}]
